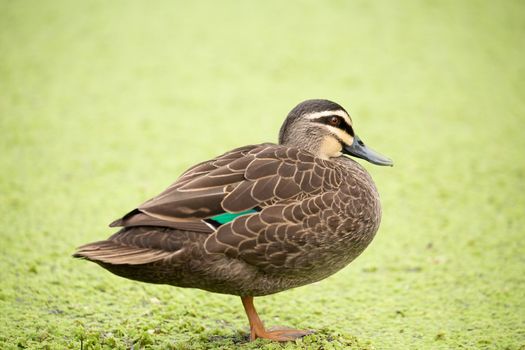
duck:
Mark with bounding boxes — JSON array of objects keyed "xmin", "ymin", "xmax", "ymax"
[{"xmin": 74, "ymin": 99, "xmax": 393, "ymax": 342}]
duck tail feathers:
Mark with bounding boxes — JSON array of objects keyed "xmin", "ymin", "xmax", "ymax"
[{"xmin": 73, "ymin": 240, "xmax": 180, "ymax": 265}]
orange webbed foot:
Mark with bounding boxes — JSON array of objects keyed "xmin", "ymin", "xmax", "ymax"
[
  {"xmin": 241, "ymin": 296, "xmax": 313, "ymax": 342},
  {"xmin": 251, "ymin": 327, "xmax": 313, "ymax": 341}
]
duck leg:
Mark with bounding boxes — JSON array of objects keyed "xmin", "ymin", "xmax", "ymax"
[{"xmin": 241, "ymin": 296, "xmax": 312, "ymax": 341}]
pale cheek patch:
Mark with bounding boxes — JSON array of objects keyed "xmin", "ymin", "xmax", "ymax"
[
  {"xmin": 325, "ymin": 125, "xmax": 353, "ymax": 145},
  {"xmin": 318, "ymin": 136, "xmax": 343, "ymax": 159}
]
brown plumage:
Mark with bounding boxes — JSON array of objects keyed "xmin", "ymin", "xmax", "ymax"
[{"xmin": 74, "ymin": 99, "xmax": 393, "ymax": 341}]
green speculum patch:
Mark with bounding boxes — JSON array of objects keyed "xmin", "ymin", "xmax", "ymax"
[{"xmin": 208, "ymin": 209, "xmax": 258, "ymax": 225}]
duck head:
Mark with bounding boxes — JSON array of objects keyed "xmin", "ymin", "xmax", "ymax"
[{"xmin": 278, "ymin": 99, "xmax": 393, "ymax": 166}]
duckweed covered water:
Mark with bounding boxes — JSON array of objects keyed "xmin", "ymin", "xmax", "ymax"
[{"xmin": 1, "ymin": 1, "xmax": 524, "ymax": 349}]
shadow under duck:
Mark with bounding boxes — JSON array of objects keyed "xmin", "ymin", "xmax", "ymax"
[{"xmin": 74, "ymin": 99, "xmax": 393, "ymax": 341}]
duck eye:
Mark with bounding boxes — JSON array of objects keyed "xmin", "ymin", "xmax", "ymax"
[{"xmin": 328, "ymin": 116, "xmax": 340, "ymax": 127}]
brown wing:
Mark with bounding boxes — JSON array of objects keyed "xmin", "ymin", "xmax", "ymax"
[
  {"xmin": 140, "ymin": 144, "xmax": 340, "ymax": 214},
  {"xmin": 203, "ymin": 192, "xmax": 345, "ymax": 273},
  {"xmin": 194, "ymin": 148, "xmax": 347, "ymax": 272},
  {"xmin": 110, "ymin": 144, "xmax": 265, "ymax": 232},
  {"xmin": 111, "ymin": 142, "xmax": 345, "ymax": 270}
]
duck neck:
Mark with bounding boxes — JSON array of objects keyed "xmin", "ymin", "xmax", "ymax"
[{"xmin": 280, "ymin": 130, "xmax": 325, "ymax": 158}]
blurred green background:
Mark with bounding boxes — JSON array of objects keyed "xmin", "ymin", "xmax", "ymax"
[{"xmin": 1, "ymin": 0, "xmax": 524, "ymax": 349}]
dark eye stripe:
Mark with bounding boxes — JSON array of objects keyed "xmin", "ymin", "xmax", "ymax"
[{"xmin": 315, "ymin": 115, "xmax": 354, "ymax": 136}]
